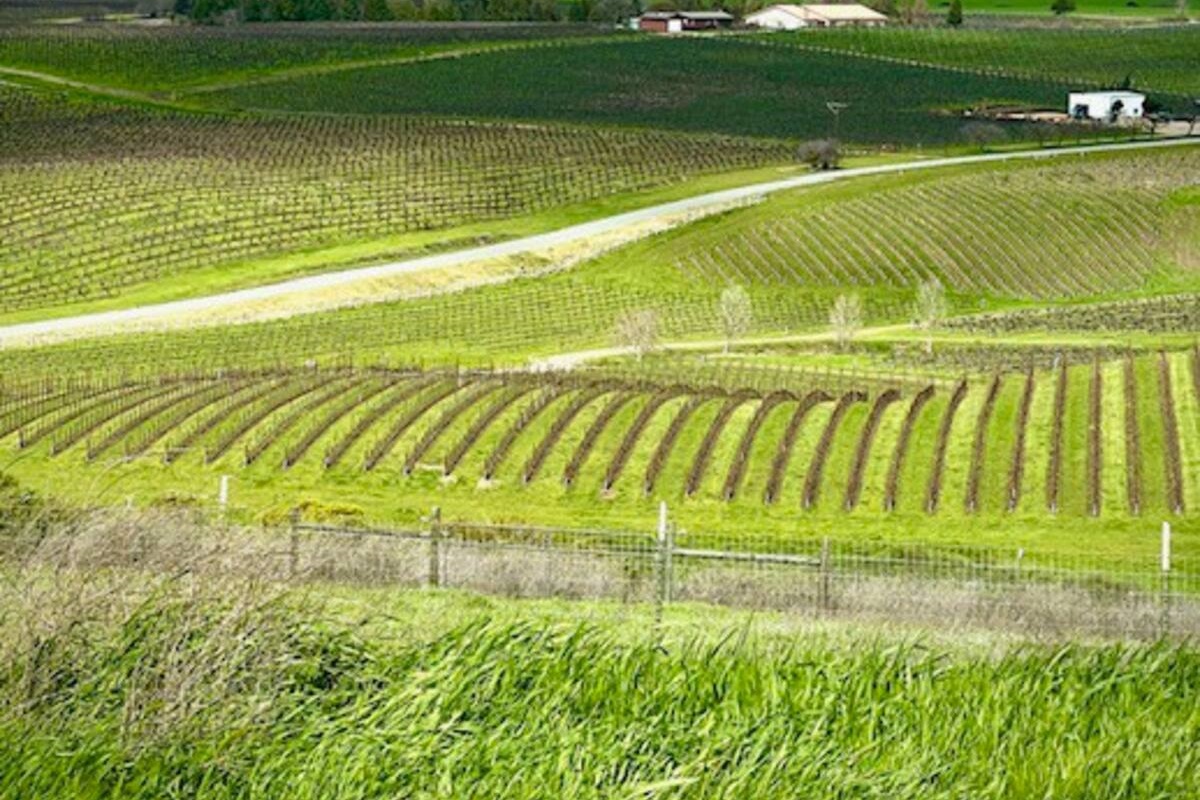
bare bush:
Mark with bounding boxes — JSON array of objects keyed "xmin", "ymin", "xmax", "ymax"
[
  {"xmin": 614, "ymin": 308, "xmax": 660, "ymax": 362},
  {"xmin": 797, "ymin": 139, "xmax": 841, "ymax": 170},
  {"xmin": 828, "ymin": 293, "xmax": 863, "ymax": 351}
]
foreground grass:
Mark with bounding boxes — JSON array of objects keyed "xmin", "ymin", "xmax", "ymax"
[{"xmin": 1, "ymin": 567, "xmax": 1198, "ymax": 799}]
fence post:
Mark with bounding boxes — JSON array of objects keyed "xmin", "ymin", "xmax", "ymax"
[
  {"xmin": 288, "ymin": 508, "xmax": 299, "ymax": 580},
  {"xmin": 1160, "ymin": 521, "xmax": 1171, "ymax": 637},
  {"xmin": 427, "ymin": 506, "xmax": 443, "ymax": 589},
  {"xmin": 818, "ymin": 537, "xmax": 831, "ymax": 615},
  {"xmin": 656, "ymin": 502, "xmax": 673, "ymax": 615}
]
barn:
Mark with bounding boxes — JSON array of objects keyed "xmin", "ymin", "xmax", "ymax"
[
  {"xmin": 745, "ymin": 3, "xmax": 888, "ymax": 29},
  {"xmin": 635, "ymin": 10, "xmax": 735, "ymax": 33},
  {"xmin": 1067, "ymin": 90, "xmax": 1146, "ymax": 122}
]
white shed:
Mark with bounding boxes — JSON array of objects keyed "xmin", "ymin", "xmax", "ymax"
[
  {"xmin": 745, "ymin": 4, "xmax": 810, "ymax": 28},
  {"xmin": 746, "ymin": 3, "xmax": 888, "ymax": 29},
  {"xmin": 1067, "ymin": 91, "xmax": 1145, "ymax": 122}
]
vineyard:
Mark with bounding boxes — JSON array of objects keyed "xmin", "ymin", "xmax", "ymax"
[
  {"xmin": 206, "ymin": 36, "xmax": 1076, "ymax": 145},
  {"xmin": 0, "ymin": 82, "xmax": 793, "ymax": 315},
  {"xmin": 0, "ymin": 22, "xmax": 607, "ymax": 90},
  {"xmin": 766, "ymin": 25, "xmax": 1200, "ymax": 103},
  {"xmin": 3, "ymin": 349, "xmax": 1196, "ymax": 535},
  {"xmin": 657, "ymin": 147, "xmax": 1200, "ymax": 300}
]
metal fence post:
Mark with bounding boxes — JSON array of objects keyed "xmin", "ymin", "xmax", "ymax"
[
  {"xmin": 428, "ymin": 506, "xmax": 443, "ymax": 589},
  {"xmin": 288, "ymin": 508, "xmax": 299, "ymax": 580},
  {"xmin": 818, "ymin": 537, "xmax": 831, "ymax": 615},
  {"xmin": 1160, "ymin": 521, "xmax": 1171, "ymax": 637},
  {"xmin": 656, "ymin": 502, "xmax": 672, "ymax": 616}
]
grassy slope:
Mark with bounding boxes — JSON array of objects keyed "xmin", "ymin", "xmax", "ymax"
[{"xmin": 4, "ymin": 576, "xmax": 1200, "ymax": 799}]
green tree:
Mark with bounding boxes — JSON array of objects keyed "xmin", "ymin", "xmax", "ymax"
[
  {"xmin": 1051, "ymin": 0, "xmax": 1075, "ymax": 15},
  {"xmin": 363, "ymin": 0, "xmax": 393, "ymax": 18},
  {"xmin": 946, "ymin": 0, "xmax": 962, "ymax": 25}
]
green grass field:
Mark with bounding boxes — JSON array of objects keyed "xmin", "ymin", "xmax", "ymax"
[
  {"xmin": 2, "ymin": 563, "xmax": 1199, "ymax": 799},
  {"xmin": 768, "ymin": 25, "xmax": 1200, "ymax": 99}
]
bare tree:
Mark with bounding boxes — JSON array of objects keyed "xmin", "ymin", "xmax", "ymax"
[
  {"xmin": 828, "ymin": 294, "xmax": 863, "ymax": 351},
  {"xmin": 914, "ymin": 278, "xmax": 947, "ymax": 355},
  {"xmin": 614, "ymin": 309, "xmax": 660, "ymax": 362},
  {"xmin": 717, "ymin": 284, "xmax": 752, "ymax": 353},
  {"xmin": 797, "ymin": 139, "xmax": 842, "ymax": 170},
  {"xmin": 960, "ymin": 121, "xmax": 1007, "ymax": 152}
]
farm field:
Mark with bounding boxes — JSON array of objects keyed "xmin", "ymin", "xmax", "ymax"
[
  {"xmin": 770, "ymin": 25, "xmax": 1200, "ymax": 98},
  {"xmin": 0, "ymin": 21, "xmax": 611, "ymax": 90},
  {"xmin": 205, "ymin": 36, "xmax": 1086, "ymax": 143},
  {"xmin": 0, "ymin": 81, "xmax": 797, "ymax": 319},
  {"xmin": 2, "ymin": 9, "xmax": 1200, "ymax": 793},
  {"xmin": 0, "ymin": 145, "xmax": 1192, "ymax": 372},
  {"xmin": 1, "ymin": 347, "xmax": 1195, "ymax": 556}
]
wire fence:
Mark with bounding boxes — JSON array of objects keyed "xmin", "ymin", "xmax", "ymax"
[
  {"xmin": 283, "ymin": 508, "xmax": 1198, "ymax": 640},
  {"xmin": 3, "ymin": 505, "xmax": 1191, "ymax": 640}
]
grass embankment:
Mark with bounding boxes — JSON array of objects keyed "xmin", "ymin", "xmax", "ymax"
[{"xmin": 1, "ymin": 558, "xmax": 1199, "ymax": 799}]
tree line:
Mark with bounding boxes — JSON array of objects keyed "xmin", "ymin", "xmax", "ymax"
[{"xmin": 176, "ymin": 0, "xmax": 642, "ymax": 23}]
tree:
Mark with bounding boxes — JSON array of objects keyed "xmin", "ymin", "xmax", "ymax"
[
  {"xmin": 960, "ymin": 121, "xmax": 1006, "ymax": 152},
  {"xmin": 588, "ymin": 0, "xmax": 637, "ymax": 21},
  {"xmin": 914, "ymin": 278, "xmax": 947, "ymax": 355},
  {"xmin": 363, "ymin": 0, "xmax": 393, "ymax": 19},
  {"xmin": 1050, "ymin": 0, "xmax": 1074, "ymax": 15},
  {"xmin": 797, "ymin": 139, "xmax": 841, "ymax": 170},
  {"xmin": 828, "ymin": 294, "xmax": 863, "ymax": 351},
  {"xmin": 717, "ymin": 284, "xmax": 752, "ymax": 353},
  {"xmin": 897, "ymin": 0, "xmax": 927, "ymax": 23},
  {"xmin": 946, "ymin": 0, "xmax": 962, "ymax": 24},
  {"xmin": 614, "ymin": 309, "xmax": 660, "ymax": 362}
]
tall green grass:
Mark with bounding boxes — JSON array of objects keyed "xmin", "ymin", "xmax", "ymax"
[{"xmin": 2, "ymin": 575, "xmax": 1199, "ymax": 799}]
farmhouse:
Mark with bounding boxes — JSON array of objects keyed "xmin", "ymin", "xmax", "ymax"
[
  {"xmin": 745, "ymin": 3, "xmax": 888, "ymax": 29},
  {"xmin": 634, "ymin": 10, "xmax": 734, "ymax": 33},
  {"xmin": 1067, "ymin": 90, "xmax": 1145, "ymax": 122}
]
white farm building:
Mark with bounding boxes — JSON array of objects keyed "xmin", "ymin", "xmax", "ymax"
[
  {"xmin": 745, "ymin": 3, "xmax": 888, "ymax": 29},
  {"xmin": 1067, "ymin": 90, "xmax": 1146, "ymax": 122}
]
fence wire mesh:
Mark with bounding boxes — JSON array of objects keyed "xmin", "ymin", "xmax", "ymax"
[{"xmin": 284, "ymin": 516, "xmax": 1198, "ymax": 640}]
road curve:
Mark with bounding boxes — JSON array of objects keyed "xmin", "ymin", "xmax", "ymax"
[{"xmin": 1, "ymin": 137, "xmax": 1194, "ymax": 346}]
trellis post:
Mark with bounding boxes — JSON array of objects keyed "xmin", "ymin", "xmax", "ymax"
[
  {"xmin": 428, "ymin": 506, "xmax": 443, "ymax": 589},
  {"xmin": 818, "ymin": 537, "xmax": 832, "ymax": 615},
  {"xmin": 1160, "ymin": 521, "xmax": 1171, "ymax": 637}
]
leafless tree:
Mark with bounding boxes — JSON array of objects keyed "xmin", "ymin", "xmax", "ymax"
[
  {"xmin": 828, "ymin": 294, "xmax": 863, "ymax": 351},
  {"xmin": 960, "ymin": 121, "xmax": 1007, "ymax": 152},
  {"xmin": 614, "ymin": 309, "xmax": 661, "ymax": 362},
  {"xmin": 914, "ymin": 278, "xmax": 947, "ymax": 355},
  {"xmin": 717, "ymin": 284, "xmax": 752, "ymax": 353},
  {"xmin": 797, "ymin": 139, "xmax": 842, "ymax": 170}
]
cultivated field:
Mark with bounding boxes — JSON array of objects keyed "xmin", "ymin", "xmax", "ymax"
[
  {"xmin": 2, "ymin": 8, "xmax": 1200, "ymax": 797},
  {"xmin": 1, "ymin": 345, "xmax": 1195, "ymax": 548},
  {"xmin": 769, "ymin": 25, "xmax": 1200, "ymax": 99},
  {"xmin": 0, "ymin": 83, "xmax": 792, "ymax": 316},
  {"xmin": 205, "ymin": 36, "xmax": 1082, "ymax": 144}
]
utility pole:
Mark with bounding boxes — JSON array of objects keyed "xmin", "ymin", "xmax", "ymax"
[{"xmin": 826, "ymin": 101, "xmax": 849, "ymax": 141}]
